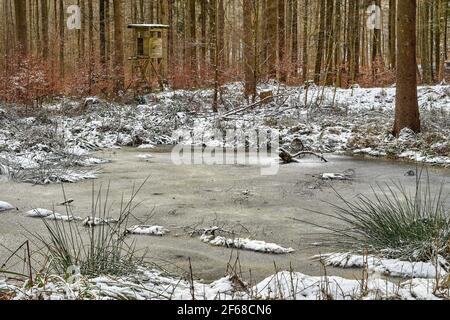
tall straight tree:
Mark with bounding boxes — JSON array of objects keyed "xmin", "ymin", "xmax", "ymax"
[
  {"xmin": 266, "ymin": 0, "xmax": 277, "ymax": 78},
  {"xmin": 113, "ymin": 0, "xmax": 125, "ymax": 93},
  {"xmin": 388, "ymin": 0, "xmax": 397, "ymax": 69},
  {"xmin": 302, "ymin": 0, "xmax": 308, "ymax": 82},
  {"xmin": 100, "ymin": 0, "xmax": 106, "ymax": 66},
  {"xmin": 188, "ymin": 0, "xmax": 197, "ymax": 74},
  {"xmin": 41, "ymin": 0, "xmax": 49, "ymax": 59},
  {"xmin": 161, "ymin": 0, "xmax": 169, "ymax": 79},
  {"xmin": 291, "ymin": 0, "xmax": 298, "ymax": 77},
  {"xmin": 314, "ymin": 0, "xmax": 326, "ymax": 84},
  {"xmin": 59, "ymin": 0, "xmax": 64, "ymax": 78},
  {"xmin": 278, "ymin": 0, "xmax": 286, "ymax": 82},
  {"xmin": 243, "ymin": 0, "xmax": 255, "ymax": 99},
  {"xmin": 14, "ymin": 0, "xmax": 28, "ymax": 55},
  {"xmin": 394, "ymin": 0, "xmax": 421, "ymax": 136}
]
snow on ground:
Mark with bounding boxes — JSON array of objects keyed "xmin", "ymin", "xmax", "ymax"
[
  {"xmin": 201, "ymin": 233, "xmax": 295, "ymax": 254},
  {"xmin": 197, "ymin": 226, "xmax": 294, "ymax": 254},
  {"xmin": 1, "ymin": 83, "xmax": 450, "ymax": 184},
  {"xmin": 316, "ymin": 253, "xmax": 448, "ymax": 279},
  {"xmin": 25, "ymin": 208, "xmax": 82, "ymax": 221},
  {"xmin": 136, "ymin": 154, "xmax": 154, "ymax": 160},
  {"xmin": 82, "ymin": 217, "xmax": 119, "ymax": 227},
  {"xmin": 0, "ymin": 201, "xmax": 15, "ymax": 212},
  {"xmin": 1, "ymin": 267, "xmax": 446, "ymax": 300},
  {"xmin": 25, "ymin": 208, "xmax": 60, "ymax": 218},
  {"xmin": 126, "ymin": 225, "xmax": 170, "ymax": 236}
]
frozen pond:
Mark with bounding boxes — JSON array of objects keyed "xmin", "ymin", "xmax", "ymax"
[{"xmin": 1, "ymin": 147, "xmax": 450, "ymax": 282}]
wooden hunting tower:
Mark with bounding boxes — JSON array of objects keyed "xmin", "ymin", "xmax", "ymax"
[{"xmin": 127, "ymin": 24, "xmax": 170, "ymax": 91}]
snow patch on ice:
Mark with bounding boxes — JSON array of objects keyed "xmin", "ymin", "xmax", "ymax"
[
  {"xmin": 82, "ymin": 217, "xmax": 119, "ymax": 228},
  {"xmin": 200, "ymin": 232, "xmax": 294, "ymax": 254},
  {"xmin": 126, "ymin": 225, "xmax": 169, "ymax": 236},
  {"xmin": 0, "ymin": 201, "xmax": 15, "ymax": 213},
  {"xmin": 25, "ymin": 208, "xmax": 81, "ymax": 221}
]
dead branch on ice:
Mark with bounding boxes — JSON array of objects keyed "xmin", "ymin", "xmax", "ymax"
[{"xmin": 278, "ymin": 148, "xmax": 328, "ymax": 164}]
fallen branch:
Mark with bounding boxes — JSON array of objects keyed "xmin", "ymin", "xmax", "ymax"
[{"xmin": 279, "ymin": 148, "xmax": 328, "ymax": 163}]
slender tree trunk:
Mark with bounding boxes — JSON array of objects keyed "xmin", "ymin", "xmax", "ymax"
[
  {"xmin": 278, "ymin": 0, "xmax": 286, "ymax": 82},
  {"xmin": 217, "ymin": 0, "xmax": 225, "ymax": 67},
  {"xmin": 267, "ymin": 0, "xmax": 277, "ymax": 78},
  {"xmin": 59, "ymin": 0, "xmax": 64, "ymax": 79},
  {"xmin": 105, "ymin": 0, "xmax": 111, "ymax": 71},
  {"xmin": 243, "ymin": 0, "xmax": 255, "ymax": 98},
  {"xmin": 100, "ymin": 0, "xmax": 106, "ymax": 66},
  {"xmin": 200, "ymin": 0, "xmax": 207, "ymax": 69},
  {"xmin": 291, "ymin": 0, "xmax": 298, "ymax": 78},
  {"xmin": 41, "ymin": 0, "xmax": 49, "ymax": 59},
  {"xmin": 161, "ymin": 0, "xmax": 169, "ymax": 80},
  {"xmin": 209, "ymin": 0, "xmax": 217, "ymax": 66},
  {"xmin": 188, "ymin": 0, "xmax": 197, "ymax": 75},
  {"xmin": 302, "ymin": 0, "xmax": 308, "ymax": 82},
  {"xmin": 113, "ymin": 0, "xmax": 125, "ymax": 93},
  {"xmin": 314, "ymin": 0, "xmax": 326, "ymax": 84},
  {"xmin": 80, "ymin": 0, "xmax": 86, "ymax": 60},
  {"xmin": 389, "ymin": 0, "xmax": 397, "ymax": 69}
]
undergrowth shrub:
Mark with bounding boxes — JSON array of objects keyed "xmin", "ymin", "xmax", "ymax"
[
  {"xmin": 303, "ymin": 170, "xmax": 450, "ymax": 262},
  {"xmin": 30, "ymin": 180, "xmax": 148, "ymax": 277}
]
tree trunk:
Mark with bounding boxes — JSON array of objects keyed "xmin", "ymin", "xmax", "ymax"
[
  {"xmin": 14, "ymin": 0, "xmax": 28, "ymax": 55},
  {"xmin": 394, "ymin": 0, "xmax": 421, "ymax": 136},
  {"xmin": 113, "ymin": 0, "xmax": 125, "ymax": 93},
  {"xmin": 291, "ymin": 0, "xmax": 298, "ymax": 78},
  {"xmin": 160, "ymin": 0, "xmax": 169, "ymax": 79},
  {"xmin": 389, "ymin": 0, "xmax": 397, "ymax": 69},
  {"xmin": 100, "ymin": 0, "xmax": 106, "ymax": 66},
  {"xmin": 59, "ymin": 0, "xmax": 64, "ymax": 79},
  {"xmin": 302, "ymin": 0, "xmax": 308, "ymax": 82},
  {"xmin": 41, "ymin": 0, "xmax": 49, "ymax": 59},
  {"xmin": 278, "ymin": 0, "xmax": 286, "ymax": 82},
  {"xmin": 314, "ymin": 0, "xmax": 326, "ymax": 84},
  {"xmin": 243, "ymin": 0, "xmax": 255, "ymax": 99},
  {"xmin": 266, "ymin": 0, "xmax": 277, "ymax": 78},
  {"xmin": 188, "ymin": 0, "xmax": 197, "ymax": 74},
  {"xmin": 80, "ymin": 0, "xmax": 86, "ymax": 60}
]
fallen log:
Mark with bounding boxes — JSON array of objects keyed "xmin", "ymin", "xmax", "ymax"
[{"xmin": 279, "ymin": 148, "xmax": 328, "ymax": 163}]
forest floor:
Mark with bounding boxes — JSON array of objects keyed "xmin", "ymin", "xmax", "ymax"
[{"xmin": 1, "ymin": 82, "xmax": 450, "ymax": 300}]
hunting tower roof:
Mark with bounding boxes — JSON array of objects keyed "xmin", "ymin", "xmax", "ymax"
[{"xmin": 127, "ymin": 24, "xmax": 170, "ymax": 30}]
